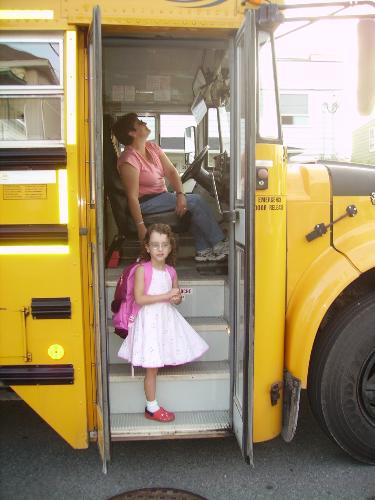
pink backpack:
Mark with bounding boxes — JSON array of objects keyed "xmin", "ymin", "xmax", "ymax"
[{"xmin": 111, "ymin": 260, "xmax": 176, "ymax": 339}]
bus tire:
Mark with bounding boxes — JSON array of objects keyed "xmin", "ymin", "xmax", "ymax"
[{"xmin": 307, "ymin": 292, "xmax": 375, "ymax": 464}]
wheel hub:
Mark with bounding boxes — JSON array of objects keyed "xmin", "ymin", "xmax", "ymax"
[{"xmin": 359, "ymin": 348, "xmax": 375, "ymax": 425}]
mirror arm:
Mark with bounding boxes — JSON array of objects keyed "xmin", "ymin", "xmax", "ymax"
[{"xmin": 217, "ymin": 108, "xmax": 224, "ymax": 154}]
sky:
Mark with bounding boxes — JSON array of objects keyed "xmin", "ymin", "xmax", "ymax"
[{"xmin": 275, "ymin": 4, "xmax": 375, "ymax": 129}]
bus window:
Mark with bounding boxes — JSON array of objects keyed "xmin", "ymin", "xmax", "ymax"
[
  {"xmin": 160, "ymin": 114, "xmax": 196, "ymax": 173},
  {"xmin": 0, "ymin": 37, "xmax": 64, "ymax": 146},
  {"xmin": 138, "ymin": 115, "xmax": 156, "ymax": 141},
  {"xmin": 208, "ymin": 107, "xmax": 230, "ymax": 162}
]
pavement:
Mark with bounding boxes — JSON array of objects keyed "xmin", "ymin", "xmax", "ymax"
[{"xmin": 0, "ymin": 393, "xmax": 374, "ymax": 500}]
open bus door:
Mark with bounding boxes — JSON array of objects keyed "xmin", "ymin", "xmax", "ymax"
[
  {"xmin": 230, "ymin": 10, "xmax": 256, "ymax": 464},
  {"xmin": 88, "ymin": 5, "xmax": 111, "ymax": 472}
]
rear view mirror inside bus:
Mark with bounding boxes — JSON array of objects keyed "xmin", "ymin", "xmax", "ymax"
[{"xmin": 184, "ymin": 126, "xmax": 196, "ymax": 163}]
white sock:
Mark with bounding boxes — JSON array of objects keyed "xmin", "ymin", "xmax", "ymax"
[{"xmin": 146, "ymin": 399, "xmax": 160, "ymax": 413}]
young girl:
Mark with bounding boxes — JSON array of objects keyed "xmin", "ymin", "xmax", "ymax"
[{"xmin": 118, "ymin": 223, "xmax": 209, "ymax": 422}]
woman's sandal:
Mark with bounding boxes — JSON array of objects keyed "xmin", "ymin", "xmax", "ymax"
[{"xmin": 145, "ymin": 407, "xmax": 175, "ymax": 422}]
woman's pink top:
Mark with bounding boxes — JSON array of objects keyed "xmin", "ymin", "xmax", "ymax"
[{"xmin": 118, "ymin": 141, "xmax": 167, "ymax": 197}]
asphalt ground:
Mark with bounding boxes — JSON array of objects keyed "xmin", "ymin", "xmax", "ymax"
[{"xmin": 0, "ymin": 393, "xmax": 374, "ymax": 500}]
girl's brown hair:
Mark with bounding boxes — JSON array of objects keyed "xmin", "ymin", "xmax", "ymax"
[{"xmin": 140, "ymin": 223, "xmax": 177, "ymax": 266}]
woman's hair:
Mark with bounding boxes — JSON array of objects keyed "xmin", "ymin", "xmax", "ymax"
[
  {"xmin": 112, "ymin": 112, "xmax": 138, "ymax": 146},
  {"xmin": 140, "ymin": 223, "xmax": 177, "ymax": 266}
]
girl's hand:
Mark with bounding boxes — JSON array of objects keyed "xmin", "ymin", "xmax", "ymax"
[
  {"xmin": 169, "ymin": 288, "xmax": 180, "ymax": 299},
  {"xmin": 169, "ymin": 288, "xmax": 181, "ymax": 304}
]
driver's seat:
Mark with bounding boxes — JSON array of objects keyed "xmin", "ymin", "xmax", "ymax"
[{"xmin": 103, "ymin": 115, "xmax": 191, "ymax": 263}]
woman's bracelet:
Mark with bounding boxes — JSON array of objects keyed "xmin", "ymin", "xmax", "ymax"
[
  {"xmin": 176, "ymin": 191, "xmax": 185, "ymax": 196},
  {"xmin": 136, "ymin": 220, "xmax": 145, "ymax": 225}
]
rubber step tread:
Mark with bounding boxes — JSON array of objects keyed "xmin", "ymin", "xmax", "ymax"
[
  {"xmin": 111, "ymin": 409, "xmax": 231, "ymax": 436},
  {"xmin": 106, "ymin": 267, "xmax": 226, "ymax": 287},
  {"xmin": 108, "ymin": 316, "xmax": 228, "ymax": 331}
]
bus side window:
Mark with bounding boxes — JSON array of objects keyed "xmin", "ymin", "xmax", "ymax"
[{"xmin": 0, "ymin": 37, "xmax": 64, "ymax": 147}]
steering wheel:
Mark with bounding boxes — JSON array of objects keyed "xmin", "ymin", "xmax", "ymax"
[{"xmin": 180, "ymin": 146, "xmax": 209, "ymax": 184}]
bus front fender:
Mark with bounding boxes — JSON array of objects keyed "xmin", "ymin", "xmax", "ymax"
[{"xmin": 285, "ymin": 247, "xmax": 359, "ymax": 388}]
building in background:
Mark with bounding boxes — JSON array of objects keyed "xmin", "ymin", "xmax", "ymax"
[
  {"xmin": 277, "ymin": 56, "xmax": 347, "ymax": 160},
  {"xmin": 352, "ymin": 118, "xmax": 375, "ymax": 164}
]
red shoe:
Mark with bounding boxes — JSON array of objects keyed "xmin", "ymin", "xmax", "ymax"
[{"xmin": 145, "ymin": 407, "xmax": 175, "ymax": 422}]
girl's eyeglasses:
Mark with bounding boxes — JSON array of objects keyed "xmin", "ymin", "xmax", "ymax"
[{"xmin": 149, "ymin": 242, "xmax": 170, "ymax": 250}]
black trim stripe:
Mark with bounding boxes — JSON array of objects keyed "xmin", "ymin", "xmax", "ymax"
[
  {"xmin": 0, "ymin": 364, "xmax": 74, "ymax": 385},
  {"xmin": 31, "ymin": 297, "xmax": 71, "ymax": 319},
  {"xmin": 0, "ymin": 148, "xmax": 67, "ymax": 169},
  {"xmin": 0, "ymin": 224, "xmax": 68, "ymax": 243}
]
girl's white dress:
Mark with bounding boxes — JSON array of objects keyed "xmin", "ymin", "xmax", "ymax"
[{"xmin": 118, "ymin": 267, "xmax": 209, "ymax": 367}]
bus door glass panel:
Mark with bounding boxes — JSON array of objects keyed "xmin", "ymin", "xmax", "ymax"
[
  {"xmin": 231, "ymin": 10, "xmax": 256, "ymax": 463},
  {"xmin": 234, "ymin": 36, "xmax": 246, "ymax": 418},
  {"xmin": 258, "ymin": 31, "xmax": 279, "ymax": 140},
  {"xmin": 88, "ymin": 5, "xmax": 110, "ymax": 472}
]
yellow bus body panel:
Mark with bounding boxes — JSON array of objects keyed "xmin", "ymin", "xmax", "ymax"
[
  {"xmin": 285, "ymin": 248, "xmax": 359, "ymax": 387},
  {"xmin": 253, "ymin": 143, "xmax": 286, "ymax": 442},
  {"xmin": 0, "ymin": 32, "xmax": 90, "ymax": 449},
  {"xmin": 332, "ymin": 195, "xmax": 375, "ymax": 273},
  {"xmin": 0, "ymin": 0, "xmax": 245, "ymax": 30},
  {"xmin": 286, "ymin": 163, "xmax": 332, "ymax": 302},
  {"xmin": 0, "ymin": 184, "xmax": 60, "ymax": 224},
  {"xmin": 0, "ymin": 252, "xmax": 89, "ymax": 449},
  {"xmin": 286, "ymin": 166, "xmax": 375, "ymax": 387},
  {"xmin": 1, "ymin": 0, "xmax": 286, "ymax": 448}
]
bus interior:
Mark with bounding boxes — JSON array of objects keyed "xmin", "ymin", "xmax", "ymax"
[{"xmin": 101, "ymin": 35, "xmax": 235, "ymax": 438}]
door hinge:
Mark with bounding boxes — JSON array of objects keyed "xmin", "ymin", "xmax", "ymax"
[
  {"xmin": 270, "ymin": 381, "xmax": 283, "ymax": 406},
  {"xmin": 222, "ymin": 210, "xmax": 239, "ymax": 223}
]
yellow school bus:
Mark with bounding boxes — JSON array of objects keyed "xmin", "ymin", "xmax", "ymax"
[{"xmin": 0, "ymin": 0, "xmax": 375, "ymax": 470}]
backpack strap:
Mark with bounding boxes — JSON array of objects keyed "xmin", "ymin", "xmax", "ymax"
[
  {"xmin": 142, "ymin": 260, "xmax": 154, "ymax": 293},
  {"xmin": 141, "ymin": 261, "xmax": 177, "ymax": 293},
  {"xmin": 128, "ymin": 262, "xmax": 177, "ymax": 327},
  {"xmin": 165, "ymin": 264, "xmax": 177, "ymax": 284}
]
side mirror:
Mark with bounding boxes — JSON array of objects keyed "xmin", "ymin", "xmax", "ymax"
[
  {"xmin": 184, "ymin": 126, "xmax": 196, "ymax": 164},
  {"xmin": 357, "ymin": 19, "xmax": 375, "ymax": 115}
]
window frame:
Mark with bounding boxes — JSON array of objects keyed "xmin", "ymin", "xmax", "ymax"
[{"xmin": 0, "ymin": 33, "xmax": 64, "ymax": 148}]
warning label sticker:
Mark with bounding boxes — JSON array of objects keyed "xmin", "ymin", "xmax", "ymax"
[{"xmin": 3, "ymin": 184, "xmax": 47, "ymax": 200}]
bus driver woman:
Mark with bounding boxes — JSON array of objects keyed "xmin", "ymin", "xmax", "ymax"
[{"xmin": 112, "ymin": 113, "xmax": 228, "ymax": 262}]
